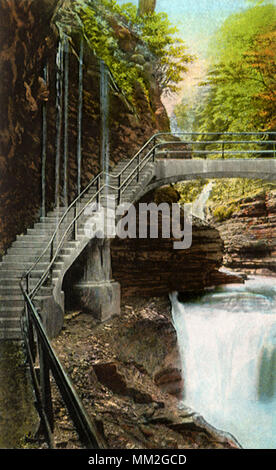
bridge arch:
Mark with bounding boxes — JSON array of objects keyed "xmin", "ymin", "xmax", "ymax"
[{"xmin": 137, "ymin": 158, "xmax": 276, "ymax": 198}]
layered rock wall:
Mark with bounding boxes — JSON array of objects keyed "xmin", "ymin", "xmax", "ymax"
[
  {"xmin": 214, "ymin": 190, "xmax": 276, "ymax": 275},
  {"xmin": 111, "ymin": 189, "xmax": 242, "ymax": 296},
  {"xmin": 0, "ymin": 0, "xmax": 169, "ymax": 255}
]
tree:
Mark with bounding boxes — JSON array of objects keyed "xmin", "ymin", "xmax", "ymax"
[
  {"xmin": 137, "ymin": 0, "xmax": 156, "ymax": 17},
  {"xmin": 193, "ymin": 3, "xmax": 276, "ymax": 134}
]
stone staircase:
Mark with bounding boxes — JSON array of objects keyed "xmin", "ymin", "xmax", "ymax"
[{"xmin": 0, "ymin": 159, "xmax": 155, "ymax": 340}]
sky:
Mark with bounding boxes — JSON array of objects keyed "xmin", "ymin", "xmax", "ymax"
[
  {"xmin": 116, "ymin": 0, "xmax": 248, "ymax": 56},
  {"xmin": 116, "ymin": 0, "xmax": 251, "ymax": 114}
]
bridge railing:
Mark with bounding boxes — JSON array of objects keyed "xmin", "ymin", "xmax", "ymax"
[
  {"xmin": 22, "ymin": 132, "xmax": 275, "ymax": 300},
  {"xmin": 153, "ymin": 131, "xmax": 276, "ymax": 160}
]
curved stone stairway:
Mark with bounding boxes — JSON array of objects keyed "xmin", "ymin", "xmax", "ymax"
[{"xmin": 0, "ymin": 159, "xmax": 155, "ymax": 340}]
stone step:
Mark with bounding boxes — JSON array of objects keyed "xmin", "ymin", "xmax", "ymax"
[
  {"xmin": 10, "ymin": 239, "xmax": 50, "ymax": 248},
  {"xmin": 26, "ymin": 228, "xmax": 59, "ymax": 236},
  {"xmin": 0, "ymin": 303, "xmax": 24, "ymax": 313},
  {"xmin": 46, "ymin": 208, "xmax": 67, "ymax": 217},
  {"xmin": 0, "ymin": 304, "xmax": 24, "ymax": 315},
  {"xmin": 11, "ymin": 239, "xmax": 77, "ymax": 249},
  {"xmin": 16, "ymin": 233, "xmax": 50, "ymax": 241},
  {"xmin": 0, "ymin": 318, "xmax": 21, "ymax": 329},
  {"xmin": 6, "ymin": 246, "xmax": 73, "ymax": 258},
  {"xmin": 0, "ymin": 270, "xmax": 43, "ymax": 279},
  {"xmin": 4, "ymin": 250, "xmax": 70, "ymax": 263},
  {"xmin": 0, "ymin": 328, "xmax": 22, "ymax": 340},
  {"xmin": 0, "ymin": 284, "xmax": 52, "ymax": 293},
  {"xmin": 4, "ymin": 254, "xmax": 51, "ymax": 263},
  {"xmin": 0, "ymin": 262, "xmax": 50, "ymax": 270}
]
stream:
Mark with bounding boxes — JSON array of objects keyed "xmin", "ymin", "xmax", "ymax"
[{"xmin": 171, "ymin": 276, "xmax": 276, "ymax": 449}]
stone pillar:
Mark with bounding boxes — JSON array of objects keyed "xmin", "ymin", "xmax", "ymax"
[{"xmin": 71, "ymin": 238, "xmax": 120, "ymax": 321}]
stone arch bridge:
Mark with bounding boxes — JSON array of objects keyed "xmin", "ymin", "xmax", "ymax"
[{"xmin": 0, "ymin": 132, "xmax": 276, "ymax": 340}]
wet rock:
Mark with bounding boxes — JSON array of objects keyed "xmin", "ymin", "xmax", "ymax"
[{"xmin": 214, "ymin": 190, "xmax": 276, "ymax": 275}]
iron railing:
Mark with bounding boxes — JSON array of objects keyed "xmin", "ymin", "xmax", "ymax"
[
  {"xmin": 154, "ymin": 131, "xmax": 276, "ymax": 159},
  {"xmin": 20, "ymin": 286, "xmax": 106, "ymax": 449},
  {"xmin": 20, "ymin": 130, "xmax": 276, "ymax": 448}
]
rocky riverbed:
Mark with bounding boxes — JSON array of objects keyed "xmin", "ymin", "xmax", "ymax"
[{"xmin": 30, "ymin": 295, "xmax": 240, "ymax": 449}]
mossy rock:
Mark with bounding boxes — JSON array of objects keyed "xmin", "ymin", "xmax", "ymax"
[
  {"xmin": 212, "ymin": 203, "xmax": 239, "ymax": 222},
  {"xmin": 154, "ymin": 185, "xmax": 180, "ymax": 205}
]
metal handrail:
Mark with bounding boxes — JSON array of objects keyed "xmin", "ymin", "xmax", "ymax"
[
  {"xmin": 154, "ymin": 131, "xmax": 276, "ymax": 136},
  {"xmin": 24, "ymin": 172, "xmax": 103, "ymax": 283},
  {"xmin": 155, "ymin": 140, "xmax": 276, "ymax": 145},
  {"xmin": 23, "ymin": 134, "xmax": 157, "ymax": 298},
  {"xmin": 20, "ymin": 285, "xmax": 106, "ymax": 449}
]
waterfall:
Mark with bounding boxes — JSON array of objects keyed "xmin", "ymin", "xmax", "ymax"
[
  {"xmin": 191, "ymin": 181, "xmax": 213, "ymax": 221},
  {"xmin": 41, "ymin": 64, "xmax": 48, "ymax": 218},
  {"xmin": 170, "ymin": 276, "xmax": 276, "ymax": 448},
  {"xmin": 55, "ymin": 39, "xmax": 64, "ymax": 209},
  {"xmin": 100, "ymin": 60, "xmax": 110, "ymax": 192},
  {"xmin": 77, "ymin": 37, "xmax": 84, "ymax": 197}
]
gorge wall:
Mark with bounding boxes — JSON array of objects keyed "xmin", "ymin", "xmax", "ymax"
[
  {"xmin": 213, "ymin": 190, "xmax": 276, "ymax": 276},
  {"xmin": 111, "ymin": 188, "xmax": 242, "ymax": 296},
  {"xmin": 0, "ymin": 0, "xmax": 169, "ymax": 256}
]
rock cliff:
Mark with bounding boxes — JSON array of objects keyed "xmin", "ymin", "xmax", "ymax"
[
  {"xmin": 213, "ymin": 190, "xmax": 276, "ymax": 276},
  {"xmin": 0, "ymin": 0, "xmax": 169, "ymax": 255},
  {"xmin": 111, "ymin": 188, "xmax": 242, "ymax": 296}
]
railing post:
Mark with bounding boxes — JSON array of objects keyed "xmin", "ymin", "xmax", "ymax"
[
  {"xmin": 39, "ymin": 342, "xmax": 55, "ymax": 445},
  {"xmin": 152, "ymin": 137, "xmax": 156, "ymax": 162},
  {"xmin": 26, "ymin": 273, "xmax": 30, "ymax": 295},
  {"xmin": 222, "ymin": 142, "xmax": 225, "ymax": 159},
  {"xmin": 50, "ymin": 239, "xmax": 54, "ymax": 263},
  {"xmin": 96, "ymin": 176, "xmax": 100, "ymax": 205},
  {"xmin": 73, "ymin": 204, "xmax": 77, "ymax": 241},
  {"xmin": 118, "ymin": 174, "xmax": 121, "ymax": 205},
  {"xmin": 273, "ymin": 142, "xmax": 275, "ymax": 159},
  {"xmin": 137, "ymin": 154, "xmax": 140, "ymax": 182}
]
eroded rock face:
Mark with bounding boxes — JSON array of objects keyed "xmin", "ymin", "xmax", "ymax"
[
  {"xmin": 111, "ymin": 189, "xmax": 242, "ymax": 296},
  {"xmin": 214, "ymin": 191, "xmax": 276, "ymax": 276},
  {"xmin": 51, "ymin": 296, "xmax": 239, "ymax": 449},
  {"xmin": 0, "ymin": 0, "xmax": 59, "ymax": 254},
  {"xmin": 0, "ymin": 0, "xmax": 169, "ymax": 255}
]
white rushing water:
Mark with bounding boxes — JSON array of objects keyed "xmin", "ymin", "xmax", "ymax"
[
  {"xmin": 191, "ymin": 181, "xmax": 213, "ymax": 220},
  {"xmin": 170, "ymin": 276, "xmax": 276, "ymax": 449}
]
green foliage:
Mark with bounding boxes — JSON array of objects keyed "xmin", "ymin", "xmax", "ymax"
[
  {"xmin": 208, "ymin": 178, "xmax": 276, "ymax": 221},
  {"xmin": 193, "ymin": 3, "xmax": 276, "ymax": 134},
  {"xmin": 173, "ymin": 2, "xmax": 276, "ymax": 221},
  {"xmin": 175, "ymin": 178, "xmax": 207, "ymax": 204},
  {"xmin": 175, "ymin": 177, "xmax": 276, "ymax": 221},
  {"xmin": 212, "ymin": 203, "xmax": 238, "ymax": 221},
  {"xmin": 209, "ymin": 178, "xmax": 276, "ymax": 206},
  {"xmin": 74, "ymin": 0, "xmax": 141, "ymax": 104},
  {"xmin": 120, "ymin": 3, "xmax": 194, "ymax": 94},
  {"xmin": 174, "ymin": 102, "xmax": 189, "ymax": 130},
  {"xmin": 74, "ymin": 0, "xmax": 193, "ymax": 103},
  {"xmin": 154, "ymin": 185, "xmax": 180, "ymax": 204},
  {"xmin": 136, "ymin": 12, "xmax": 193, "ymax": 94},
  {"xmin": 137, "ymin": 0, "xmax": 156, "ymax": 17}
]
